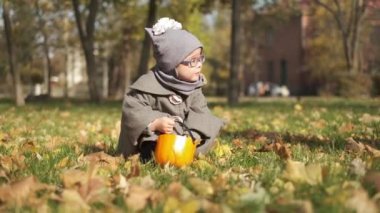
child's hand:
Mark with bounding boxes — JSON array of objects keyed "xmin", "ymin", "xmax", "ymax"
[{"xmin": 149, "ymin": 117, "xmax": 175, "ymax": 133}]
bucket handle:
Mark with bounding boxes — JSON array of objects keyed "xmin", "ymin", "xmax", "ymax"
[{"xmin": 172, "ymin": 116, "xmax": 195, "ymax": 141}]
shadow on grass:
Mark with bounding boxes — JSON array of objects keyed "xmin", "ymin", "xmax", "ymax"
[
  {"xmin": 81, "ymin": 143, "xmax": 119, "ymax": 157},
  {"xmin": 222, "ymin": 128, "xmax": 380, "ymax": 151}
]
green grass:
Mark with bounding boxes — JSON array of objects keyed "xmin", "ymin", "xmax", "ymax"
[{"xmin": 0, "ymin": 97, "xmax": 379, "ymax": 212}]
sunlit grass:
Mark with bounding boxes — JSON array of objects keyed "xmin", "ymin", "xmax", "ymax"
[{"xmin": 0, "ymin": 97, "xmax": 379, "ymax": 212}]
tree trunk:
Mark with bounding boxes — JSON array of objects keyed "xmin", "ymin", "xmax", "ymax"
[
  {"xmin": 35, "ymin": 0, "xmax": 53, "ymax": 97},
  {"xmin": 137, "ymin": 0, "xmax": 157, "ymax": 78},
  {"xmin": 228, "ymin": 0, "xmax": 241, "ymax": 105},
  {"xmin": 314, "ymin": 0, "xmax": 369, "ymax": 73},
  {"xmin": 2, "ymin": 0, "xmax": 25, "ymax": 106},
  {"xmin": 72, "ymin": 0, "xmax": 100, "ymax": 102}
]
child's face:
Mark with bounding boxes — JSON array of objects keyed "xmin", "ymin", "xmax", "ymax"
[{"xmin": 176, "ymin": 48, "xmax": 204, "ymax": 82}]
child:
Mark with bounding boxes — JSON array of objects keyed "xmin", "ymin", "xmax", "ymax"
[{"xmin": 117, "ymin": 17, "xmax": 223, "ymax": 161}]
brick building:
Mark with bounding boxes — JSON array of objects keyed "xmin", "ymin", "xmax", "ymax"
[{"xmin": 247, "ymin": 0, "xmax": 380, "ymax": 96}]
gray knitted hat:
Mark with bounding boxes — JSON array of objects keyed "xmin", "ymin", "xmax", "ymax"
[{"xmin": 145, "ymin": 18, "xmax": 203, "ymax": 72}]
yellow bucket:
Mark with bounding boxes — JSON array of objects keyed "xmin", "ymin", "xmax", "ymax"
[{"xmin": 154, "ymin": 133, "xmax": 196, "ymax": 167}]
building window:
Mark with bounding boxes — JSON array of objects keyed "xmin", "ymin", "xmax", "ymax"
[
  {"xmin": 266, "ymin": 30, "xmax": 274, "ymax": 47},
  {"xmin": 267, "ymin": 61, "xmax": 274, "ymax": 82},
  {"xmin": 280, "ymin": 59, "xmax": 287, "ymax": 86}
]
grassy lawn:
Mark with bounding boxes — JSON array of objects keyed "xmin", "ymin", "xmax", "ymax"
[{"xmin": 0, "ymin": 97, "xmax": 379, "ymax": 212}]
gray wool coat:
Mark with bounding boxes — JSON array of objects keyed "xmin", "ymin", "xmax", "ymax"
[{"xmin": 117, "ymin": 71, "xmax": 224, "ymax": 158}]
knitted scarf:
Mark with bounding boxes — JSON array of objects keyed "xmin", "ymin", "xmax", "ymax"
[{"xmin": 153, "ymin": 67, "xmax": 205, "ymax": 96}]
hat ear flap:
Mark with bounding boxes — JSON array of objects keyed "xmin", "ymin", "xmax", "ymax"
[{"xmin": 145, "ymin": 28, "xmax": 154, "ymax": 39}]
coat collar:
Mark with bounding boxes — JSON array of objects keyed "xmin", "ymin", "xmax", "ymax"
[{"xmin": 129, "ymin": 71, "xmax": 175, "ymax": 95}]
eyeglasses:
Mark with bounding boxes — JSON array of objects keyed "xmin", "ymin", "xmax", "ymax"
[{"xmin": 180, "ymin": 55, "xmax": 205, "ymax": 68}]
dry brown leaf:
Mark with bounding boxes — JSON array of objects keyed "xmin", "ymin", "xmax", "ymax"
[
  {"xmin": 0, "ymin": 154, "xmax": 26, "ymax": 173},
  {"xmin": 310, "ymin": 120, "xmax": 326, "ymax": 129},
  {"xmin": 188, "ymin": 177, "xmax": 214, "ymax": 197},
  {"xmin": 339, "ymin": 123, "xmax": 355, "ymax": 133},
  {"xmin": 61, "ymin": 169, "xmax": 87, "ymax": 189},
  {"xmin": 0, "ymin": 169, "xmax": 9, "ymax": 182},
  {"xmin": 364, "ymin": 144, "xmax": 380, "ymax": 158},
  {"xmin": 345, "ymin": 137, "xmax": 365, "ymax": 154},
  {"xmin": 124, "ymin": 185, "xmax": 153, "ymax": 211},
  {"xmin": 20, "ymin": 140, "xmax": 38, "ymax": 153},
  {"xmin": 0, "ymin": 132, "xmax": 11, "ymax": 143},
  {"xmin": 359, "ymin": 113, "xmax": 380, "ymax": 123},
  {"xmin": 349, "ymin": 158, "xmax": 366, "ymax": 177},
  {"xmin": 126, "ymin": 154, "xmax": 141, "ymax": 178},
  {"xmin": 167, "ymin": 182, "xmax": 194, "ymax": 201},
  {"xmin": 232, "ymin": 138, "xmax": 244, "ymax": 149},
  {"xmin": 56, "ymin": 156, "xmax": 70, "ymax": 169},
  {"xmin": 94, "ymin": 141, "xmax": 107, "ymax": 151},
  {"xmin": 0, "ymin": 176, "xmax": 54, "ymax": 207},
  {"xmin": 112, "ymin": 174, "xmax": 129, "ymax": 194},
  {"xmin": 283, "ymin": 160, "xmax": 322, "ymax": 185},
  {"xmin": 363, "ymin": 172, "xmax": 380, "ymax": 192},
  {"xmin": 274, "ymin": 142, "xmax": 292, "ymax": 160},
  {"xmin": 59, "ymin": 189, "xmax": 90, "ymax": 213},
  {"xmin": 83, "ymin": 151, "xmax": 122, "ymax": 171},
  {"xmin": 61, "ymin": 165, "xmax": 110, "ymax": 204},
  {"xmin": 258, "ymin": 142, "xmax": 292, "ymax": 160},
  {"xmin": 345, "ymin": 188, "xmax": 378, "ymax": 213}
]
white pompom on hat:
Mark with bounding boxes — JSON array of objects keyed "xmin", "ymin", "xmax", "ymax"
[{"xmin": 145, "ymin": 17, "xmax": 203, "ymax": 72}]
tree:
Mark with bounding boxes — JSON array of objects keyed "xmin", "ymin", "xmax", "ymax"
[
  {"xmin": 72, "ymin": 0, "xmax": 100, "ymax": 102},
  {"xmin": 313, "ymin": 0, "xmax": 372, "ymax": 73},
  {"xmin": 34, "ymin": 0, "xmax": 54, "ymax": 97},
  {"xmin": 2, "ymin": 0, "xmax": 25, "ymax": 106},
  {"xmin": 228, "ymin": 0, "xmax": 241, "ymax": 105},
  {"xmin": 137, "ymin": 0, "xmax": 157, "ymax": 78}
]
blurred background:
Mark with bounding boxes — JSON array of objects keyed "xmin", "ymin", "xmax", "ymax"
[{"xmin": 1, "ymin": 0, "xmax": 380, "ymax": 106}]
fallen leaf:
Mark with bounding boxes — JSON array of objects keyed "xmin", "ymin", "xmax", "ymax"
[
  {"xmin": 294, "ymin": 104, "xmax": 303, "ymax": 111},
  {"xmin": 274, "ymin": 142, "xmax": 292, "ymax": 160},
  {"xmin": 345, "ymin": 188, "xmax": 378, "ymax": 213},
  {"xmin": 83, "ymin": 151, "xmax": 122, "ymax": 171},
  {"xmin": 363, "ymin": 172, "xmax": 380, "ymax": 192},
  {"xmin": 0, "ymin": 169, "xmax": 9, "ymax": 182},
  {"xmin": 188, "ymin": 177, "xmax": 214, "ymax": 197},
  {"xmin": 58, "ymin": 189, "xmax": 90, "ymax": 213},
  {"xmin": 112, "ymin": 174, "xmax": 129, "ymax": 194},
  {"xmin": 163, "ymin": 196, "xmax": 180, "ymax": 213},
  {"xmin": 213, "ymin": 143, "xmax": 232, "ymax": 158},
  {"xmin": 339, "ymin": 123, "xmax": 355, "ymax": 133},
  {"xmin": 359, "ymin": 113, "xmax": 380, "ymax": 123},
  {"xmin": 349, "ymin": 158, "xmax": 366, "ymax": 177},
  {"xmin": 124, "ymin": 185, "xmax": 153, "ymax": 211},
  {"xmin": 61, "ymin": 165, "xmax": 111, "ymax": 204},
  {"xmin": 258, "ymin": 142, "xmax": 292, "ymax": 160},
  {"xmin": 193, "ymin": 159, "xmax": 214, "ymax": 171},
  {"xmin": 345, "ymin": 137, "xmax": 365, "ymax": 154},
  {"xmin": 167, "ymin": 182, "xmax": 194, "ymax": 201},
  {"xmin": 0, "ymin": 176, "xmax": 54, "ymax": 207},
  {"xmin": 282, "ymin": 160, "xmax": 322, "ymax": 185},
  {"xmin": 232, "ymin": 138, "xmax": 244, "ymax": 149},
  {"xmin": 94, "ymin": 141, "xmax": 107, "ymax": 151},
  {"xmin": 56, "ymin": 156, "xmax": 70, "ymax": 169},
  {"xmin": 364, "ymin": 144, "xmax": 380, "ymax": 158},
  {"xmin": 178, "ymin": 199, "xmax": 201, "ymax": 212}
]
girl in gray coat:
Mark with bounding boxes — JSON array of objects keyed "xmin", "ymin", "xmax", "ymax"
[{"xmin": 117, "ymin": 18, "xmax": 223, "ymax": 161}]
